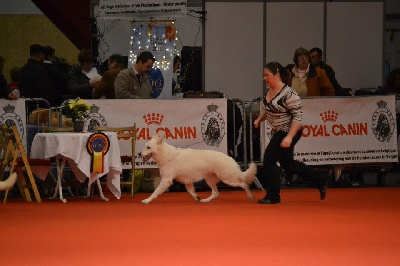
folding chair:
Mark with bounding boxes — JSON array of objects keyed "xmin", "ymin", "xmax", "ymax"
[
  {"xmin": 0, "ymin": 133, "xmax": 16, "ymax": 195},
  {"xmin": 96, "ymin": 125, "xmax": 137, "ymax": 198},
  {"xmin": 1, "ymin": 124, "xmax": 50, "ymax": 203}
]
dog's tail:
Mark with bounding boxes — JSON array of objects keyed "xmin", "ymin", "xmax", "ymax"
[
  {"xmin": 243, "ymin": 162, "xmax": 257, "ymax": 185},
  {"xmin": 0, "ymin": 172, "xmax": 17, "ymax": 191}
]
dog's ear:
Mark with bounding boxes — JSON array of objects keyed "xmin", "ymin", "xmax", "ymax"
[
  {"xmin": 152, "ymin": 133, "xmax": 160, "ymax": 139},
  {"xmin": 156, "ymin": 135, "xmax": 164, "ymax": 144}
]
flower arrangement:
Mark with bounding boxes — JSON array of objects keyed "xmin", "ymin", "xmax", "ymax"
[{"xmin": 64, "ymin": 98, "xmax": 90, "ymax": 122}]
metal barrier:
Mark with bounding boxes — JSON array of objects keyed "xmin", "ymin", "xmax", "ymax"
[
  {"xmin": 227, "ymin": 97, "xmax": 247, "ymax": 167},
  {"xmin": 25, "ymin": 98, "xmax": 75, "ymax": 196},
  {"xmin": 245, "ymin": 97, "xmax": 265, "ymax": 190},
  {"xmin": 25, "ymin": 98, "xmax": 51, "ymax": 157},
  {"xmin": 247, "ymin": 97, "xmax": 263, "ymax": 166}
]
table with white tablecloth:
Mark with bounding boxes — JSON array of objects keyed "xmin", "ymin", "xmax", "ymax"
[{"xmin": 30, "ymin": 132, "xmax": 122, "ymax": 202}]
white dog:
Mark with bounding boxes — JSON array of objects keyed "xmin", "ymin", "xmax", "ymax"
[
  {"xmin": 139, "ymin": 134, "xmax": 257, "ymax": 204},
  {"xmin": 0, "ymin": 172, "xmax": 17, "ymax": 191}
]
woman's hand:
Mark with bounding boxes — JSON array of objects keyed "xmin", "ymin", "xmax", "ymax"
[
  {"xmin": 254, "ymin": 120, "xmax": 260, "ymax": 129},
  {"xmin": 280, "ymin": 135, "xmax": 292, "ymax": 148}
]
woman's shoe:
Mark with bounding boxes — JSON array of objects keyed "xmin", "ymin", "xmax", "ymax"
[
  {"xmin": 257, "ymin": 198, "xmax": 281, "ymax": 204},
  {"xmin": 318, "ymin": 173, "xmax": 329, "ymax": 200},
  {"xmin": 318, "ymin": 185, "xmax": 327, "ymax": 200}
]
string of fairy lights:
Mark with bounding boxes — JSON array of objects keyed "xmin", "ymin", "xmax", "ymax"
[{"xmin": 129, "ymin": 21, "xmax": 180, "ymax": 71}]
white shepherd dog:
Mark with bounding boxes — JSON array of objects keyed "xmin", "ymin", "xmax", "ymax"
[
  {"xmin": 139, "ymin": 134, "xmax": 257, "ymax": 204},
  {"xmin": 0, "ymin": 172, "xmax": 17, "ymax": 191}
]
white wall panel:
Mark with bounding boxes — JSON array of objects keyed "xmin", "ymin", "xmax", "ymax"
[
  {"xmin": 205, "ymin": 2, "xmax": 264, "ymax": 101},
  {"xmin": 266, "ymin": 2, "xmax": 324, "ymax": 67},
  {"xmin": 327, "ymin": 2, "xmax": 383, "ymax": 90}
]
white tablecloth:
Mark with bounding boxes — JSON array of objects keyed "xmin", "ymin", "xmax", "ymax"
[{"xmin": 30, "ymin": 132, "xmax": 122, "ymax": 199}]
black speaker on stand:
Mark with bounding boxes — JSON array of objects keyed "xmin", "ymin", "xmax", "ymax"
[{"xmin": 180, "ymin": 46, "xmax": 202, "ymax": 93}]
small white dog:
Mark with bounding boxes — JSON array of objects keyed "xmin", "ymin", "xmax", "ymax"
[
  {"xmin": 0, "ymin": 172, "xmax": 17, "ymax": 191},
  {"xmin": 139, "ymin": 134, "xmax": 257, "ymax": 204}
]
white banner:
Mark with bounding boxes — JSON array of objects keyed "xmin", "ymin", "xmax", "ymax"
[
  {"xmin": 0, "ymin": 99, "xmax": 27, "ymax": 150},
  {"xmin": 98, "ymin": 0, "xmax": 187, "ymax": 19},
  {"xmin": 85, "ymin": 99, "xmax": 228, "ymax": 168},
  {"xmin": 261, "ymin": 95, "xmax": 398, "ymax": 165}
]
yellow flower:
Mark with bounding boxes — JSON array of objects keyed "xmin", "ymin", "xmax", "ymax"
[{"xmin": 65, "ymin": 98, "xmax": 91, "ymax": 122}]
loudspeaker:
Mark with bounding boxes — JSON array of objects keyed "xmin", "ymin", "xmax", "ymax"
[{"xmin": 180, "ymin": 46, "xmax": 202, "ymax": 93}]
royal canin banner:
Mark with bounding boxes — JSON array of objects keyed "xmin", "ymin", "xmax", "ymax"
[
  {"xmin": 85, "ymin": 98, "xmax": 228, "ymax": 169},
  {"xmin": 0, "ymin": 99, "xmax": 27, "ymax": 148},
  {"xmin": 261, "ymin": 95, "xmax": 398, "ymax": 165}
]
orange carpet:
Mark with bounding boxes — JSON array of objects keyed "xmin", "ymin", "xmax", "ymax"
[{"xmin": 2, "ymin": 188, "xmax": 400, "ymax": 266}]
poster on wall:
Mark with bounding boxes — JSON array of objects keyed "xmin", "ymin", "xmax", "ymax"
[
  {"xmin": 129, "ymin": 21, "xmax": 175, "ymax": 98},
  {"xmin": 98, "ymin": 0, "xmax": 187, "ymax": 19}
]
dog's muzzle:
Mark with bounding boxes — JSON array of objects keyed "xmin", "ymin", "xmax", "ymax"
[{"xmin": 142, "ymin": 153, "xmax": 153, "ymax": 162}]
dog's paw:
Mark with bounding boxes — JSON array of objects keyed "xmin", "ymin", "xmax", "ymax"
[
  {"xmin": 200, "ymin": 199, "xmax": 211, "ymax": 203},
  {"xmin": 141, "ymin": 199, "xmax": 151, "ymax": 204}
]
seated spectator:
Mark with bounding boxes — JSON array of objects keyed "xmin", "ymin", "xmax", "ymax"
[
  {"xmin": 67, "ymin": 49, "xmax": 100, "ymax": 99},
  {"xmin": 19, "ymin": 44, "xmax": 54, "ymax": 107},
  {"xmin": 93, "ymin": 54, "xmax": 125, "ymax": 99},
  {"xmin": 309, "ymin": 47, "xmax": 351, "ymax": 96},
  {"xmin": 286, "ymin": 47, "xmax": 335, "ymax": 97}
]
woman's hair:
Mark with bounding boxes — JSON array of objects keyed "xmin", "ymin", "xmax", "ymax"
[
  {"xmin": 78, "ymin": 49, "xmax": 95, "ymax": 64},
  {"xmin": 265, "ymin": 61, "xmax": 290, "ymax": 85},
  {"xmin": 292, "ymin": 47, "xmax": 310, "ymax": 65}
]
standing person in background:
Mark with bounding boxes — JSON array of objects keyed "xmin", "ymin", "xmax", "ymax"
[
  {"xmin": 93, "ymin": 54, "xmax": 126, "ymax": 99},
  {"xmin": 0, "ymin": 56, "xmax": 18, "ymax": 99},
  {"xmin": 309, "ymin": 47, "xmax": 351, "ymax": 96},
  {"xmin": 254, "ymin": 62, "xmax": 329, "ymax": 204},
  {"xmin": 8, "ymin": 66, "xmax": 20, "ymax": 99},
  {"xmin": 43, "ymin": 46, "xmax": 68, "ymax": 106},
  {"xmin": 19, "ymin": 44, "xmax": 54, "ymax": 106},
  {"xmin": 114, "ymin": 51, "xmax": 155, "ymax": 99},
  {"xmin": 286, "ymin": 47, "xmax": 335, "ymax": 97},
  {"xmin": 67, "ymin": 49, "xmax": 100, "ymax": 99}
]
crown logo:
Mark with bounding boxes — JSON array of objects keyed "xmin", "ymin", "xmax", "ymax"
[
  {"xmin": 320, "ymin": 110, "xmax": 338, "ymax": 122},
  {"xmin": 143, "ymin": 113, "xmax": 164, "ymax": 125},
  {"xmin": 90, "ymin": 105, "xmax": 100, "ymax": 113},
  {"xmin": 3, "ymin": 104, "xmax": 15, "ymax": 113},
  {"xmin": 377, "ymin": 100, "xmax": 387, "ymax": 109},
  {"xmin": 207, "ymin": 104, "xmax": 218, "ymax": 112}
]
